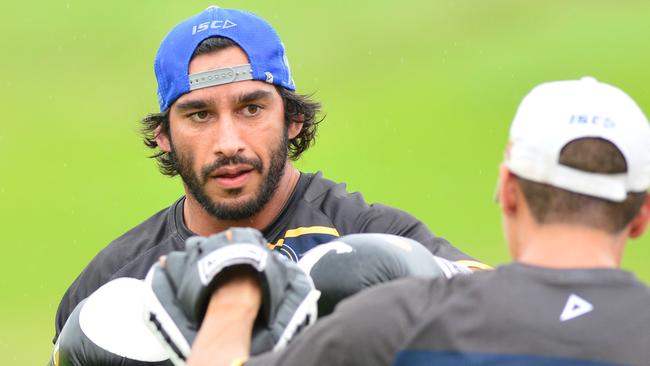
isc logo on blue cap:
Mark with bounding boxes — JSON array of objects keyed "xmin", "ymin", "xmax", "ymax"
[
  {"xmin": 154, "ymin": 6, "xmax": 296, "ymax": 112},
  {"xmin": 191, "ymin": 19, "xmax": 237, "ymax": 34}
]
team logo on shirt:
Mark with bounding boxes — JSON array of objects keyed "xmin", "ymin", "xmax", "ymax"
[
  {"xmin": 560, "ymin": 294, "xmax": 593, "ymax": 322},
  {"xmin": 268, "ymin": 226, "xmax": 340, "ymax": 262}
]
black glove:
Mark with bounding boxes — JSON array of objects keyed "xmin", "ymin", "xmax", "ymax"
[
  {"xmin": 298, "ymin": 233, "xmax": 471, "ymax": 316},
  {"xmin": 50, "ymin": 277, "xmax": 172, "ymax": 366},
  {"xmin": 144, "ymin": 228, "xmax": 320, "ymax": 366}
]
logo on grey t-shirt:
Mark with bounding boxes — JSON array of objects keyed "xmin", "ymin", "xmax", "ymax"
[{"xmin": 560, "ymin": 294, "xmax": 593, "ymax": 322}]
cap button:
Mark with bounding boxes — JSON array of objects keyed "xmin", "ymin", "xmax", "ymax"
[{"xmin": 580, "ymin": 76, "xmax": 598, "ymax": 83}]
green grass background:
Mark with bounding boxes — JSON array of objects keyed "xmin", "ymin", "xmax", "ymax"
[{"xmin": 2, "ymin": 0, "xmax": 650, "ymax": 363}]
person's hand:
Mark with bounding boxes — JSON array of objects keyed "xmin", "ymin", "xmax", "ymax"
[
  {"xmin": 144, "ymin": 228, "xmax": 320, "ymax": 366},
  {"xmin": 187, "ymin": 266, "xmax": 261, "ymax": 366}
]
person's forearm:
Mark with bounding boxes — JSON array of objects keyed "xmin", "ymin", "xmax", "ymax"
[{"xmin": 187, "ymin": 269, "xmax": 261, "ymax": 366}]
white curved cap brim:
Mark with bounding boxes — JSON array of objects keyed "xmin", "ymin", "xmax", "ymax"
[{"xmin": 506, "ymin": 77, "xmax": 650, "ymax": 202}]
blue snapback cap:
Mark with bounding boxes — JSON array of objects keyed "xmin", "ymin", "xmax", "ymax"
[{"xmin": 154, "ymin": 6, "xmax": 295, "ymax": 111}]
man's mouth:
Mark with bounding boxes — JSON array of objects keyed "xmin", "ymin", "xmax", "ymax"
[{"xmin": 211, "ymin": 165, "xmax": 255, "ymax": 189}]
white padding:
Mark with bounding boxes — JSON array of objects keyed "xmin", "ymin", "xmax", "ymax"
[
  {"xmin": 298, "ymin": 241, "xmax": 353, "ymax": 275},
  {"xmin": 79, "ymin": 277, "xmax": 169, "ymax": 362}
]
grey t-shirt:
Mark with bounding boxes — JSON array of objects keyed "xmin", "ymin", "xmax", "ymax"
[
  {"xmin": 54, "ymin": 172, "xmax": 473, "ymax": 341},
  {"xmin": 249, "ymin": 263, "xmax": 650, "ymax": 366}
]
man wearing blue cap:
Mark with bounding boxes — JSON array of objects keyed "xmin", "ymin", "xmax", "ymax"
[
  {"xmin": 53, "ymin": 6, "xmax": 482, "ymax": 343},
  {"xmin": 178, "ymin": 77, "xmax": 650, "ymax": 366}
]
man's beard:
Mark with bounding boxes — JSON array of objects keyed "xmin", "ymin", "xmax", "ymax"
[{"xmin": 170, "ymin": 132, "xmax": 288, "ymax": 221}]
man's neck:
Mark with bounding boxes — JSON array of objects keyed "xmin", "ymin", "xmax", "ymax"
[
  {"xmin": 183, "ymin": 163, "xmax": 301, "ymax": 236},
  {"xmin": 515, "ymin": 224, "xmax": 626, "ymax": 269}
]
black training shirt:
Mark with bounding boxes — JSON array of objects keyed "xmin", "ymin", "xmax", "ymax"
[{"xmin": 54, "ymin": 172, "xmax": 474, "ymax": 341}]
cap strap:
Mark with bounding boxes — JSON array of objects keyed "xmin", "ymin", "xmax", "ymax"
[
  {"xmin": 549, "ymin": 165, "xmax": 628, "ymax": 202},
  {"xmin": 507, "ymin": 158, "xmax": 629, "ymax": 202},
  {"xmin": 189, "ymin": 64, "xmax": 253, "ymax": 91}
]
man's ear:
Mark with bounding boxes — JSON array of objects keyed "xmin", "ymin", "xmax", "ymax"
[
  {"xmin": 498, "ymin": 164, "xmax": 519, "ymax": 217},
  {"xmin": 287, "ymin": 114, "xmax": 304, "ymax": 140},
  {"xmin": 628, "ymin": 194, "xmax": 650, "ymax": 238},
  {"xmin": 155, "ymin": 125, "xmax": 171, "ymax": 152}
]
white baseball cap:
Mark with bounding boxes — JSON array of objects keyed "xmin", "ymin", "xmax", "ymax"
[{"xmin": 506, "ymin": 77, "xmax": 650, "ymax": 202}]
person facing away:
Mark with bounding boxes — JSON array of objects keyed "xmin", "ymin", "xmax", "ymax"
[
  {"xmin": 53, "ymin": 6, "xmax": 484, "ymax": 342},
  {"xmin": 188, "ymin": 76, "xmax": 650, "ymax": 366}
]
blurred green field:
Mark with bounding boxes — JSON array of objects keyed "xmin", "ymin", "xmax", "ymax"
[{"xmin": 2, "ymin": 1, "xmax": 650, "ymax": 363}]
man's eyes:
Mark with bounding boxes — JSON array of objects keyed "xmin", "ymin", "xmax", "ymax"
[
  {"xmin": 188, "ymin": 110, "xmax": 210, "ymax": 122},
  {"xmin": 186, "ymin": 104, "xmax": 263, "ymax": 122},
  {"xmin": 242, "ymin": 104, "xmax": 262, "ymax": 117}
]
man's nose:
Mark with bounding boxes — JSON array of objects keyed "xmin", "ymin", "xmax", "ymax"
[{"xmin": 211, "ymin": 116, "xmax": 245, "ymax": 157}]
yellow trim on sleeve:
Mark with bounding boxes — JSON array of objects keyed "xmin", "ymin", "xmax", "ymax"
[
  {"xmin": 455, "ymin": 260, "xmax": 493, "ymax": 271},
  {"xmin": 283, "ymin": 226, "xmax": 340, "ymax": 238},
  {"xmin": 267, "ymin": 238, "xmax": 284, "ymax": 250}
]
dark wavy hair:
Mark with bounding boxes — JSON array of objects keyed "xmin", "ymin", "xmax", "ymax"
[{"xmin": 141, "ymin": 37, "xmax": 323, "ymax": 176}]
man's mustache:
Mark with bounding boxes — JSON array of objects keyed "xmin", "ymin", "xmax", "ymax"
[{"xmin": 201, "ymin": 155, "xmax": 263, "ymax": 181}]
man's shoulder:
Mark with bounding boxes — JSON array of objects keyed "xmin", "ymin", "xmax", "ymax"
[
  {"xmin": 301, "ymin": 171, "xmax": 364, "ymax": 204},
  {"xmin": 263, "ymin": 172, "xmax": 431, "ymax": 261},
  {"xmin": 400, "ymin": 264, "xmax": 650, "ymax": 364},
  {"xmin": 414, "ymin": 263, "xmax": 650, "ymax": 312},
  {"xmin": 286, "ymin": 172, "xmax": 472, "ymax": 261},
  {"xmin": 346, "ymin": 271, "xmax": 490, "ymax": 310},
  {"xmin": 108, "ymin": 203, "xmax": 177, "ymax": 249},
  {"xmin": 339, "ymin": 276, "xmax": 446, "ymax": 311},
  {"xmin": 54, "ymin": 199, "xmax": 186, "ymax": 339},
  {"xmin": 80, "ymin": 198, "xmax": 186, "ymax": 282},
  {"xmin": 332, "ymin": 268, "xmax": 497, "ymax": 332},
  {"xmin": 300, "ymin": 171, "xmax": 415, "ymax": 223}
]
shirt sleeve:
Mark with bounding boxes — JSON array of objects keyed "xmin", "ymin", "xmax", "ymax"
[
  {"xmin": 309, "ymin": 174, "xmax": 479, "ymax": 263},
  {"xmin": 246, "ymin": 277, "xmax": 436, "ymax": 366},
  {"xmin": 354, "ymin": 203, "xmax": 476, "ymax": 262}
]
